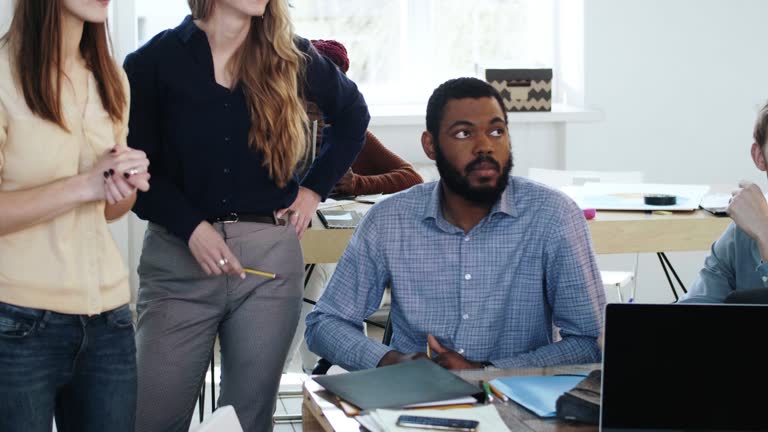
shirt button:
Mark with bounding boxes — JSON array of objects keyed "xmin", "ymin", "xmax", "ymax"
[
  {"xmin": 221, "ymin": 199, "xmax": 228, "ymax": 204},
  {"xmin": 223, "ymin": 168, "xmax": 230, "ymax": 174},
  {"xmin": 224, "ymin": 137, "xmax": 231, "ymax": 142},
  {"xmin": 462, "ymin": 314, "xmax": 469, "ymax": 320},
  {"xmin": 464, "ymin": 236, "xmax": 470, "ymax": 242},
  {"xmin": 457, "ymin": 348, "xmax": 465, "ymax": 354},
  {"xmin": 224, "ymin": 103, "xmax": 230, "ymax": 108},
  {"xmin": 464, "ymin": 273, "xmax": 472, "ymax": 281},
  {"xmin": 762, "ymin": 276, "xmax": 768, "ymax": 283}
]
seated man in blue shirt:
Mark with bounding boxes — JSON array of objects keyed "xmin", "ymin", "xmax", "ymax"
[
  {"xmin": 305, "ymin": 77, "xmax": 605, "ymax": 371},
  {"xmin": 681, "ymin": 102, "xmax": 768, "ymax": 303}
]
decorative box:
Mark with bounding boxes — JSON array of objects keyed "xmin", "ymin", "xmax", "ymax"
[{"xmin": 485, "ymin": 68, "xmax": 553, "ymax": 112}]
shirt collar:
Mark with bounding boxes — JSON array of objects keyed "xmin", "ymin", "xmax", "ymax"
[
  {"xmin": 176, "ymin": 15, "xmax": 201, "ymax": 45},
  {"xmin": 422, "ymin": 178, "xmax": 518, "ymax": 227}
]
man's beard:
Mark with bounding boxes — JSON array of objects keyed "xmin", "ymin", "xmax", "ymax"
[{"xmin": 434, "ymin": 144, "xmax": 513, "ymax": 205}]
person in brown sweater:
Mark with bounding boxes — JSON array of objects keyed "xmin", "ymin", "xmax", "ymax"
[{"xmin": 309, "ymin": 39, "xmax": 423, "ymax": 196}]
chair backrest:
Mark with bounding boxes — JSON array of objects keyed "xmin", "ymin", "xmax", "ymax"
[
  {"xmin": 193, "ymin": 405, "xmax": 243, "ymax": 432},
  {"xmin": 527, "ymin": 168, "xmax": 644, "ymax": 189}
]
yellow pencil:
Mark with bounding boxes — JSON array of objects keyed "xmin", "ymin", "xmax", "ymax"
[
  {"xmin": 243, "ymin": 268, "xmax": 277, "ymax": 279},
  {"xmin": 487, "ymin": 381, "xmax": 509, "ymax": 403},
  {"xmin": 426, "ymin": 342, "xmax": 431, "ymax": 359}
]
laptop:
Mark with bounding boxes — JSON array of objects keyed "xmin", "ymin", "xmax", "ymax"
[
  {"xmin": 316, "ymin": 209, "xmax": 363, "ymax": 229},
  {"xmin": 600, "ymin": 303, "xmax": 768, "ymax": 431}
]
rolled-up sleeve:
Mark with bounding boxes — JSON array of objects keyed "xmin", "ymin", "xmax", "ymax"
[
  {"xmin": 298, "ymin": 39, "xmax": 370, "ymax": 199},
  {"xmin": 124, "ymin": 51, "xmax": 206, "ymax": 242}
]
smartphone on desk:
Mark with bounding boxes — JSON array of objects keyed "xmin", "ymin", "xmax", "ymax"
[{"xmin": 396, "ymin": 414, "xmax": 479, "ymax": 431}]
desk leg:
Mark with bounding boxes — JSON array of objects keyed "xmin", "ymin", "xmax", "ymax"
[
  {"xmin": 302, "ymin": 396, "xmax": 328, "ymax": 432},
  {"xmin": 657, "ymin": 252, "xmax": 687, "ymax": 301}
]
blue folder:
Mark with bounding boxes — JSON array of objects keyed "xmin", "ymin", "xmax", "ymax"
[{"xmin": 489, "ymin": 375, "xmax": 586, "ymax": 418}]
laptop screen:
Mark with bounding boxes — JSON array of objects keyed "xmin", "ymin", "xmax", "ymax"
[{"xmin": 601, "ymin": 303, "xmax": 768, "ymax": 432}]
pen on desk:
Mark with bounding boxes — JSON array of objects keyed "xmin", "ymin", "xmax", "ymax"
[
  {"xmin": 487, "ymin": 381, "xmax": 509, "ymax": 403},
  {"xmin": 480, "ymin": 380, "xmax": 494, "ymax": 404},
  {"xmin": 426, "ymin": 342, "xmax": 431, "ymax": 359},
  {"xmin": 243, "ymin": 268, "xmax": 277, "ymax": 279}
]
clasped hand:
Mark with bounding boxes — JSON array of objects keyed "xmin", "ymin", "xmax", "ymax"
[{"xmin": 87, "ymin": 146, "xmax": 151, "ymax": 204}]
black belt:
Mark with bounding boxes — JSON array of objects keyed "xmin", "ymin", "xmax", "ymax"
[{"xmin": 206, "ymin": 212, "xmax": 285, "ymax": 225}]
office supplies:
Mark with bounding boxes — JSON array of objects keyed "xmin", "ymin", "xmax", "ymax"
[
  {"xmin": 479, "ymin": 381, "xmax": 493, "ymax": 404},
  {"xmin": 488, "ymin": 375, "xmax": 585, "ymax": 417},
  {"xmin": 562, "ymin": 183, "xmax": 709, "ymax": 211},
  {"xmin": 601, "ymin": 303, "xmax": 768, "ymax": 431},
  {"xmin": 582, "ymin": 208, "xmax": 596, "ymax": 219},
  {"xmin": 426, "ymin": 343, "xmax": 431, "ymax": 359},
  {"xmin": 643, "ymin": 194, "xmax": 676, "ymax": 205},
  {"xmin": 396, "ymin": 414, "xmax": 479, "ymax": 431},
  {"xmin": 486, "ymin": 381, "xmax": 509, "ymax": 403},
  {"xmin": 313, "ymin": 359, "xmax": 481, "ymax": 410},
  {"xmin": 317, "ymin": 209, "xmax": 363, "ymax": 229},
  {"xmin": 242, "ymin": 268, "xmax": 276, "ymax": 279}
]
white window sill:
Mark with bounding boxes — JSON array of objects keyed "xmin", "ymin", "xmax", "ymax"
[{"xmin": 369, "ymin": 103, "xmax": 603, "ymax": 127}]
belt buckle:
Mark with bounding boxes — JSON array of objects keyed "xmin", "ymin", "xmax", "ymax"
[{"xmin": 221, "ymin": 212, "xmax": 239, "ymax": 224}]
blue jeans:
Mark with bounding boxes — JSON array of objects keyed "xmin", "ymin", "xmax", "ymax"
[{"xmin": 0, "ymin": 302, "xmax": 137, "ymax": 432}]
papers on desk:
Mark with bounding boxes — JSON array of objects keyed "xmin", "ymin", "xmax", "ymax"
[
  {"xmin": 317, "ymin": 198, "xmax": 357, "ymax": 210},
  {"xmin": 699, "ymin": 192, "xmax": 768, "ymax": 216},
  {"xmin": 562, "ymin": 183, "xmax": 710, "ymax": 211},
  {"xmin": 356, "ymin": 404, "xmax": 510, "ymax": 432},
  {"xmin": 488, "ymin": 375, "xmax": 586, "ymax": 418},
  {"xmin": 355, "ymin": 192, "xmax": 403, "ymax": 204}
]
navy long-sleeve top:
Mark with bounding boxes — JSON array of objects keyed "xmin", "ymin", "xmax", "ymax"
[{"xmin": 123, "ymin": 16, "xmax": 369, "ymax": 241}]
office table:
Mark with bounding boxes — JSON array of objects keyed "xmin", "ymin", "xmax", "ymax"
[
  {"xmin": 301, "ymin": 204, "xmax": 731, "ymax": 262},
  {"xmin": 301, "ymin": 363, "xmax": 600, "ymax": 432}
]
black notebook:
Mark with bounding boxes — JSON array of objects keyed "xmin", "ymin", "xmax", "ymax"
[{"xmin": 317, "ymin": 209, "xmax": 363, "ymax": 229}]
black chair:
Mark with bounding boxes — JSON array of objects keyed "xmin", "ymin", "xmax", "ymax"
[{"xmin": 724, "ymin": 288, "xmax": 768, "ymax": 304}]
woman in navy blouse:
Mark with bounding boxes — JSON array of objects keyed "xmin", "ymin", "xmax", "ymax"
[{"xmin": 123, "ymin": 1, "xmax": 369, "ymax": 431}]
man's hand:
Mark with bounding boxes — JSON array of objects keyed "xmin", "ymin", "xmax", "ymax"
[
  {"xmin": 332, "ymin": 169, "xmax": 356, "ymax": 196},
  {"xmin": 377, "ymin": 350, "xmax": 428, "ymax": 368},
  {"xmin": 427, "ymin": 334, "xmax": 484, "ymax": 370},
  {"xmin": 728, "ymin": 181, "xmax": 768, "ymax": 260},
  {"xmin": 276, "ymin": 186, "xmax": 321, "ymax": 239}
]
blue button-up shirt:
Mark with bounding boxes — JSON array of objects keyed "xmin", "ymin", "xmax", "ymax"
[
  {"xmin": 123, "ymin": 16, "xmax": 369, "ymax": 241},
  {"xmin": 305, "ymin": 177, "xmax": 605, "ymax": 371},
  {"xmin": 680, "ymin": 222, "xmax": 768, "ymax": 303}
]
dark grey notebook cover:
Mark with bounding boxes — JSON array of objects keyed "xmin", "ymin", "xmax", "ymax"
[{"xmin": 313, "ymin": 359, "xmax": 480, "ymax": 410}]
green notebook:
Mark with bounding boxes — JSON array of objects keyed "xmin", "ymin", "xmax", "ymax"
[{"xmin": 313, "ymin": 359, "xmax": 481, "ymax": 410}]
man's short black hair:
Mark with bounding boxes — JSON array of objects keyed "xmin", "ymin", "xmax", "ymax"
[{"xmin": 425, "ymin": 77, "xmax": 507, "ymax": 140}]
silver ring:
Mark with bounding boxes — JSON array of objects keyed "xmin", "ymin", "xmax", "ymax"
[
  {"xmin": 128, "ymin": 168, "xmax": 140, "ymax": 176},
  {"xmin": 217, "ymin": 258, "xmax": 227, "ymax": 267}
]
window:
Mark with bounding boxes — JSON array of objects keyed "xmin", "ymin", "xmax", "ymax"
[
  {"xmin": 293, "ymin": 0, "xmax": 555, "ymax": 105},
  {"xmin": 120, "ymin": 0, "xmax": 556, "ymax": 106}
]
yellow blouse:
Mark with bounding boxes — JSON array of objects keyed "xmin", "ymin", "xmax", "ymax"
[{"xmin": 0, "ymin": 45, "xmax": 130, "ymax": 315}]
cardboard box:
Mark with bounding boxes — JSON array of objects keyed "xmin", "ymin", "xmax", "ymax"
[{"xmin": 485, "ymin": 68, "xmax": 552, "ymax": 112}]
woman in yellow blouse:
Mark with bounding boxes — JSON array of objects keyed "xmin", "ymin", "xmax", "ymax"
[{"xmin": 0, "ymin": 1, "xmax": 150, "ymax": 431}]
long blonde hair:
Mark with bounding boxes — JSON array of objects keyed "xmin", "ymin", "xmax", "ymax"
[{"xmin": 189, "ymin": 0, "xmax": 308, "ymax": 188}]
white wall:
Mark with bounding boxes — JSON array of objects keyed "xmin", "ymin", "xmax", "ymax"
[
  {"xmin": 0, "ymin": 1, "xmax": 12, "ymax": 35},
  {"xmin": 565, "ymin": 0, "xmax": 768, "ymax": 303}
]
